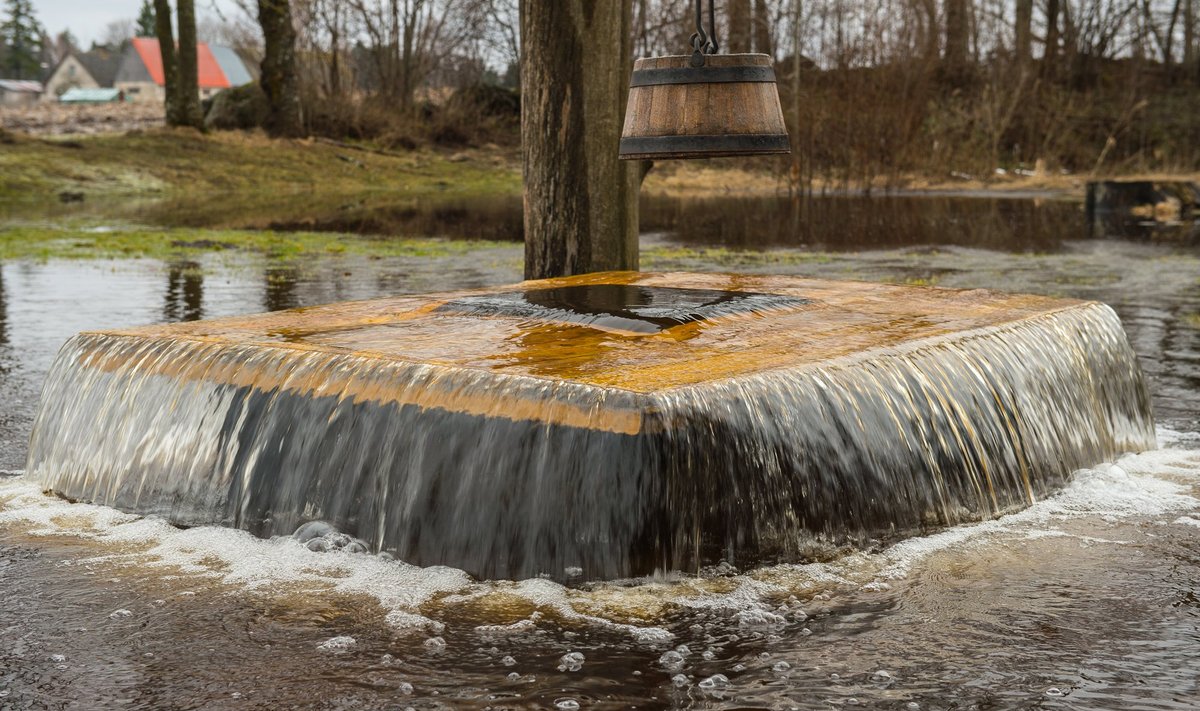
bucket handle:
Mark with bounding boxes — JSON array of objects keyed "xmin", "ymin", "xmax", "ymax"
[{"xmin": 690, "ymin": 0, "xmax": 719, "ymax": 67}]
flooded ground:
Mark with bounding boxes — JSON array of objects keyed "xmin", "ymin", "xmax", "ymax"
[{"xmin": 1, "ymin": 193, "xmax": 1198, "ymax": 709}]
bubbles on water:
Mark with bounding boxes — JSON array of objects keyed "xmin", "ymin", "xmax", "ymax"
[
  {"xmin": 698, "ymin": 673, "xmax": 731, "ymax": 696},
  {"xmin": 317, "ymin": 636, "xmax": 356, "ymax": 653},
  {"xmin": 294, "ymin": 521, "xmax": 370, "ymax": 554},
  {"xmin": 557, "ymin": 651, "xmax": 585, "ymax": 672},
  {"xmin": 379, "ymin": 653, "xmax": 395, "ymax": 665},
  {"xmin": 906, "ymin": 703, "xmax": 920, "ymax": 710},
  {"xmin": 423, "ymin": 636, "xmax": 446, "ymax": 652},
  {"xmin": 671, "ymin": 673, "xmax": 689, "ymax": 688},
  {"xmin": 658, "ymin": 650, "xmax": 685, "ymax": 671},
  {"xmin": 801, "ymin": 627, "xmax": 812, "ymax": 636},
  {"xmin": 734, "ymin": 608, "xmax": 787, "ymax": 628},
  {"xmin": 554, "ymin": 699, "xmax": 580, "ymax": 710},
  {"xmin": 731, "ymin": 663, "xmax": 746, "ymax": 672},
  {"xmin": 48, "ymin": 654, "xmax": 66, "ymax": 663},
  {"xmin": 397, "ymin": 681, "xmax": 414, "ymax": 695},
  {"xmin": 701, "ymin": 648, "xmax": 716, "ymax": 661},
  {"xmin": 870, "ymin": 669, "xmax": 893, "ymax": 684},
  {"xmin": 1045, "ymin": 687, "xmax": 1066, "ymax": 697},
  {"xmin": 385, "ymin": 610, "xmax": 445, "ymax": 634},
  {"xmin": 109, "ymin": 609, "xmax": 131, "ymax": 619},
  {"xmin": 500, "ymin": 655, "xmax": 517, "ymax": 666},
  {"xmin": 506, "ymin": 671, "xmax": 520, "ymax": 682},
  {"xmin": 772, "ymin": 661, "xmax": 791, "ymax": 674},
  {"xmin": 564, "ymin": 566, "xmax": 583, "ymax": 577},
  {"xmin": 293, "ymin": 520, "xmax": 337, "ymax": 543}
]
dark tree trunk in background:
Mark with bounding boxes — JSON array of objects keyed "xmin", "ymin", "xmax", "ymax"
[
  {"xmin": 519, "ymin": 0, "xmax": 638, "ymax": 279},
  {"xmin": 175, "ymin": 0, "xmax": 204, "ymax": 128},
  {"xmin": 944, "ymin": 0, "xmax": 970, "ymax": 79},
  {"xmin": 1044, "ymin": 0, "xmax": 1061, "ymax": 71},
  {"xmin": 753, "ymin": 0, "xmax": 773, "ymax": 56},
  {"xmin": 258, "ymin": 0, "xmax": 303, "ymax": 136},
  {"xmin": 720, "ymin": 0, "xmax": 748, "ymax": 53},
  {"xmin": 152, "ymin": 0, "xmax": 181, "ymax": 125},
  {"xmin": 1015, "ymin": 0, "xmax": 1033, "ymax": 64},
  {"xmin": 1187, "ymin": 0, "xmax": 1198, "ymax": 82},
  {"xmin": 727, "ymin": 0, "xmax": 752, "ymax": 53}
]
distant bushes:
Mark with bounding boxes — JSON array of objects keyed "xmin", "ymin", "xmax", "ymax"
[
  {"xmin": 777, "ymin": 58, "xmax": 1200, "ymax": 190},
  {"xmin": 294, "ymin": 84, "xmax": 520, "ymax": 150}
]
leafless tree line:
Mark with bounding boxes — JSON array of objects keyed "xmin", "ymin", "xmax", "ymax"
[{"xmin": 205, "ymin": 0, "xmax": 1198, "ymax": 179}]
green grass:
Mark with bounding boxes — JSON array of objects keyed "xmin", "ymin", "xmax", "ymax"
[
  {"xmin": 0, "ymin": 225, "xmax": 489, "ymax": 262},
  {"xmin": 0, "ymin": 129, "xmax": 521, "ymax": 201},
  {"xmin": 642, "ymin": 245, "xmax": 835, "ymax": 268}
]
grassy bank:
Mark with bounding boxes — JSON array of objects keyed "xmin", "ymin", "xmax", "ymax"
[
  {"xmin": 0, "ymin": 129, "xmax": 520, "ymax": 201},
  {"xmin": 0, "ymin": 225, "xmax": 488, "ymax": 261},
  {"xmin": 0, "ymin": 223, "xmax": 840, "ymax": 271},
  {"xmin": 2, "ymin": 128, "xmax": 1196, "ymax": 205}
]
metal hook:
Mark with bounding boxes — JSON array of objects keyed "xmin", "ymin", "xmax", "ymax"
[{"xmin": 689, "ymin": 0, "xmax": 718, "ymax": 66}]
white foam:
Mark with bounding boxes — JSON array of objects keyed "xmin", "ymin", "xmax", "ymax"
[{"xmin": 2, "ymin": 428, "xmax": 1197, "ymax": 639}]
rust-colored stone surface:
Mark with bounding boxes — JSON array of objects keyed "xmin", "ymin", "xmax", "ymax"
[{"xmin": 97, "ymin": 271, "xmax": 1083, "ymax": 393}]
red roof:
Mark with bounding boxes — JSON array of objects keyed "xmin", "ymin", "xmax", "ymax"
[{"xmin": 130, "ymin": 37, "xmax": 231, "ymax": 89}]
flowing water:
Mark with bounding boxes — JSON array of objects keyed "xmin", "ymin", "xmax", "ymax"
[
  {"xmin": 0, "ymin": 194, "xmax": 1198, "ymax": 709},
  {"xmin": 20, "ymin": 278, "xmax": 1156, "ymax": 581}
]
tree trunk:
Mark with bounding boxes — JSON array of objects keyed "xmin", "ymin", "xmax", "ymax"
[
  {"xmin": 175, "ymin": 0, "xmax": 204, "ymax": 128},
  {"xmin": 753, "ymin": 0, "xmax": 774, "ymax": 56},
  {"xmin": 944, "ymin": 0, "xmax": 970, "ymax": 78},
  {"xmin": 727, "ymin": 0, "xmax": 752, "ymax": 53},
  {"xmin": 400, "ymin": 0, "xmax": 421, "ymax": 112},
  {"xmin": 1015, "ymin": 0, "xmax": 1033, "ymax": 64},
  {"xmin": 258, "ymin": 0, "xmax": 303, "ymax": 136},
  {"xmin": 1044, "ymin": 0, "xmax": 1061, "ymax": 71},
  {"xmin": 519, "ymin": 0, "xmax": 638, "ymax": 280},
  {"xmin": 1187, "ymin": 0, "xmax": 1197, "ymax": 82},
  {"xmin": 152, "ymin": 0, "xmax": 180, "ymax": 125}
]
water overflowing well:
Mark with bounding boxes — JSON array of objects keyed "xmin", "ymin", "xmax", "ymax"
[{"xmin": 26, "ymin": 271, "xmax": 1156, "ymax": 580}]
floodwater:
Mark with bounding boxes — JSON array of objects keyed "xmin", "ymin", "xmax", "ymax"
[{"xmin": 0, "ymin": 193, "xmax": 1199, "ymax": 709}]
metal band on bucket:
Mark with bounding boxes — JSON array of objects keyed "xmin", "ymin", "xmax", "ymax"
[
  {"xmin": 618, "ymin": 133, "xmax": 791, "ymax": 158},
  {"xmin": 628, "ymin": 65, "xmax": 777, "ymax": 87}
]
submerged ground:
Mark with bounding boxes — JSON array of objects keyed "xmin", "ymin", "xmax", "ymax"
[{"xmin": 0, "ymin": 134, "xmax": 1198, "ymax": 709}]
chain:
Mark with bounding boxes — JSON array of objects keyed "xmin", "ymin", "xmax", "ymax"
[{"xmin": 689, "ymin": 0, "xmax": 718, "ymax": 67}]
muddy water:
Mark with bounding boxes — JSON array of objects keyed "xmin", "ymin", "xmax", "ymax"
[{"xmin": 0, "ymin": 194, "xmax": 1199, "ymax": 709}]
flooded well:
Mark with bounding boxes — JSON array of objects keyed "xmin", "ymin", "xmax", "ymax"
[
  {"xmin": 1, "ymin": 192, "xmax": 1199, "ymax": 710},
  {"xmin": 25, "ymin": 272, "xmax": 1155, "ymax": 580}
]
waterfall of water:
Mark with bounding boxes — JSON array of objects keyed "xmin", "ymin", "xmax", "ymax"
[{"xmin": 26, "ymin": 273, "xmax": 1156, "ymax": 579}]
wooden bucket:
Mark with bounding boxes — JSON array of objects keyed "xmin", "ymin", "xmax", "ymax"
[{"xmin": 619, "ymin": 53, "xmax": 791, "ymax": 160}]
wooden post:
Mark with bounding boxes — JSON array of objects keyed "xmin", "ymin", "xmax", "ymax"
[{"xmin": 519, "ymin": 0, "xmax": 639, "ymax": 280}]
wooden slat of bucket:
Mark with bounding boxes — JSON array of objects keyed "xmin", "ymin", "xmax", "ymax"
[{"xmin": 620, "ymin": 53, "xmax": 790, "ymax": 160}]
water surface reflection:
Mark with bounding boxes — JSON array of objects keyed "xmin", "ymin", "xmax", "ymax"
[{"xmin": 0, "ymin": 193, "xmax": 1198, "ymax": 709}]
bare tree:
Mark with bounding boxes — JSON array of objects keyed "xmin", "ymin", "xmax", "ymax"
[
  {"xmin": 728, "ymin": 0, "xmax": 753, "ymax": 51},
  {"xmin": 259, "ymin": 0, "xmax": 303, "ymax": 136},
  {"xmin": 152, "ymin": 0, "xmax": 182, "ymax": 125},
  {"xmin": 176, "ymin": 0, "xmax": 204, "ymax": 128},
  {"xmin": 1015, "ymin": 0, "xmax": 1033, "ymax": 63}
]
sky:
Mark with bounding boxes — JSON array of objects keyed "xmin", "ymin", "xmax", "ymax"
[{"xmin": 30, "ymin": 0, "xmax": 245, "ymax": 48}]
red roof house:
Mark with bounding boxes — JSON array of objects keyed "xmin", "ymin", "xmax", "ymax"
[{"xmin": 114, "ymin": 37, "xmax": 252, "ymax": 102}]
